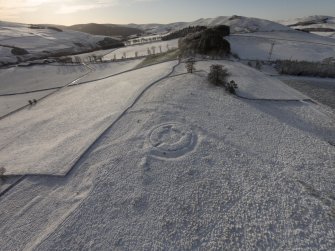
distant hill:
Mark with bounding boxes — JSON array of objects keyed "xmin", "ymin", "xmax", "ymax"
[
  {"xmin": 125, "ymin": 15, "xmax": 292, "ymax": 34},
  {"xmin": 68, "ymin": 23, "xmax": 142, "ymax": 37},
  {"xmin": 278, "ymin": 15, "xmax": 335, "ymax": 38},
  {"xmin": 0, "ymin": 21, "xmax": 124, "ymax": 66}
]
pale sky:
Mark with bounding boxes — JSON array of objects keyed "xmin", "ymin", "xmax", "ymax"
[{"xmin": 0, "ymin": 0, "xmax": 334, "ymax": 25}]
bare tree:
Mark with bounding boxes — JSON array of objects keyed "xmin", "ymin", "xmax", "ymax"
[
  {"xmin": 151, "ymin": 46, "xmax": 156, "ymax": 54},
  {"xmin": 74, "ymin": 56, "xmax": 82, "ymax": 64},
  {"xmin": 185, "ymin": 58, "xmax": 196, "ymax": 73}
]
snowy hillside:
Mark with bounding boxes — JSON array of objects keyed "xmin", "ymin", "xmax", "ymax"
[
  {"xmin": 103, "ymin": 39, "xmax": 179, "ymax": 60},
  {"xmin": 128, "ymin": 15, "xmax": 292, "ymax": 34},
  {"xmin": 0, "ymin": 21, "xmax": 122, "ymax": 65},
  {"xmin": 279, "ymin": 15, "xmax": 335, "ymax": 39},
  {"xmin": 228, "ymin": 31, "xmax": 335, "ymax": 61},
  {"xmin": 0, "ymin": 59, "xmax": 334, "ymax": 250}
]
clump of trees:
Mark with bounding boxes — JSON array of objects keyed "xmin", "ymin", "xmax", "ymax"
[
  {"xmin": 208, "ymin": 64, "xmax": 237, "ymax": 94},
  {"xmin": 163, "ymin": 25, "xmax": 230, "ymax": 42},
  {"xmin": 162, "ymin": 26, "xmax": 207, "ymax": 41},
  {"xmin": 179, "ymin": 26, "xmax": 231, "ymax": 57},
  {"xmin": 276, "ymin": 59, "xmax": 335, "ymax": 78},
  {"xmin": 11, "ymin": 47, "xmax": 29, "ymax": 56},
  {"xmin": 97, "ymin": 37, "xmax": 124, "ymax": 49}
]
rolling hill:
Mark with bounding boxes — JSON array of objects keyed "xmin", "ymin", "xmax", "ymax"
[
  {"xmin": 0, "ymin": 21, "xmax": 123, "ymax": 65},
  {"xmin": 68, "ymin": 23, "xmax": 142, "ymax": 37},
  {"xmin": 279, "ymin": 15, "xmax": 335, "ymax": 38},
  {"xmin": 125, "ymin": 15, "xmax": 292, "ymax": 34}
]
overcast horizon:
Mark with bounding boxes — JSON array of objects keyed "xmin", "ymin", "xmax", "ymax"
[{"xmin": 0, "ymin": 0, "xmax": 334, "ymax": 25}]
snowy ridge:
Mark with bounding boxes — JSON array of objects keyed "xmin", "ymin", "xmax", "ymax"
[
  {"xmin": 129, "ymin": 15, "xmax": 293, "ymax": 34},
  {"xmin": 279, "ymin": 15, "xmax": 335, "ymax": 27},
  {"xmin": 184, "ymin": 16, "xmax": 292, "ymax": 33},
  {"xmin": 278, "ymin": 15, "xmax": 335, "ymax": 39}
]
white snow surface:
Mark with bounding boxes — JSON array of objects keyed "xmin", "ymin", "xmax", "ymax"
[
  {"xmin": 128, "ymin": 15, "xmax": 292, "ymax": 34},
  {"xmin": 196, "ymin": 61, "xmax": 308, "ymax": 100},
  {"xmin": 0, "ymin": 90, "xmax": 53, "ymax": 118},
  {"xmin": 103, "ymin": 39, "xmax": 179, "ymax": 60},
  {"xmin": 0, "ymin": 61, "xmax": 177, "ymax": 175},
  {"xmin": 77, "ymin": 59, "xmax": 144, "ymax": 83},
  {"xmin": 0, "ymin": 64, "xmax": 88, "ymax": 95},
  {"xmin": 0, "ymin": 60, "xmax": 145, "ymax": 118},
  {"xmin": 227, "ymin": 31, "xmax": 335, "ymax": 61},
  {"xmin": 0, "ymin": 60, "xmax": 334, "ymax": 250},
  {"xmin": 278, "ymin": 16, "xmax": 335, "ymax": 39}
]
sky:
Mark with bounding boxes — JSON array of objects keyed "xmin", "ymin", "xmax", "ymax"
[{"xmin": 0, "ymin": 0, "xmax": 334, "ymax": 25}]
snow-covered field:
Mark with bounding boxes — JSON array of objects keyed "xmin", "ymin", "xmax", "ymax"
[
  {"xmin": 227, "ymin": 31, "xmax": 335, "ymax": 61},
  {"xmin": 77, "ymin": 59, "xmax": 144, "ymax": 83},
  {"xmin": 0, "ymin": 61, "xmax": 176, "ymax": 175},
  {"xmin": 0, "ymin": 64, "xmax": 90, "ymax": 117},
  {"xmin": 0, "ymin": 90, "xmax": 53, "ymax": 118},
  {"xmin": 0, "ymin": 14, "xmax": 335, "ymax": 250},
  {"xmin": 0, "ymin": 60, "xmax": 145, "ymax": 117},
  {"xmin": 0, "ymin": 64, "xmax": 88, "ymax": 95},
  {"xmin": 103, "ymin": 39, "xmax": 179, "ymax": 60},
  {"xmin": 0, "ymin": 59, "xmax": 334, "ymax": 250}
]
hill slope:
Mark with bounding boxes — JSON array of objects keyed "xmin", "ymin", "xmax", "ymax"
[
  {"xmin": 127, "ymin": 15, "xmax": 292, "ymax": 34},
  {"xmin": 0, "ymin": 60, "xmax": 334, "ymax": 250},
  {"xmin": 68, "ymin": 23, "xmax": 142, "ymax": 37},
  {"xmin": 279, "ymin": 15, "xmax": 335, "ymax": 38},
  {"xmin": 0, "ymin": 21, "xmax": 123, "ymax": 65}
]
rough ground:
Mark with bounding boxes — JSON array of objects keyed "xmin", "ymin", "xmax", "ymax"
[{"xmin": 0, "ymin": 61, "xmax": 334, "ymax": 250}]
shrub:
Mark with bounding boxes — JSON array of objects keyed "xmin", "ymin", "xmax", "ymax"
[
  {"xmin": 255, "ymin": 60, "xmax": 262, "ymax": 70},
  {"xmin": 208, "ymin": 64, "xmax": 238, "ymax": 94},
  {"xmin": 208, "ymin": 64, "xmax": 229, "ymax": 86},
  {"xmin": 225, "ymin": 80, "xmax": 238, "ymax": 94}
]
